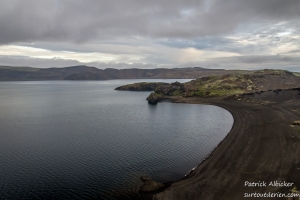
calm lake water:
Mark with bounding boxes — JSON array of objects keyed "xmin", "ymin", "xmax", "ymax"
[{"xmin": 0, "ymin": 80, "xmax": 233, "ymax": 199}]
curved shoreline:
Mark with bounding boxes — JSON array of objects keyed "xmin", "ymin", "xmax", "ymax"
[
  {"xmin": 183, "ymin": 104, "xmax": 235, "ymax": 178},
  {"xmin": 153, "ymin": 94, "xmax": 300, "ymax": 200}
]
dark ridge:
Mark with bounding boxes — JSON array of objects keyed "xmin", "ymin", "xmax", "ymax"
[{"xmin": 0, "ymin": 65, "xmax": 245, "ymax": 81}]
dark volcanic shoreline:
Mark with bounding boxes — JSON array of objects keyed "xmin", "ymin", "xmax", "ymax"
[
  {"xmin": 113, "ymin": 70, "xmax": 300, "ymax": 199},
  {"xmin": 153, "ymin": 89, "xmax": 300, "ymax": 200}
]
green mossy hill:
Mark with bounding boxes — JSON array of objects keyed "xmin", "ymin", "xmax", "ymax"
[
  {"xmin": 114, "ymin": 82, "xmax": 169, "ymax": 91},
  {"xmin": 154, "ymin": 81, "xmax": 185, "ymax": 96},
  {"xmin": 148, "ymin": 70, "xmax": 300, "ymax": 99},
  {"xmin": 115, "ymin": 81, "xmax": 184, "ymax": 103}
]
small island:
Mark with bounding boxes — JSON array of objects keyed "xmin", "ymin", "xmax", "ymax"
[{"xmin": 116, "ymin": 69, "xmax": 300, "ymax": 199}]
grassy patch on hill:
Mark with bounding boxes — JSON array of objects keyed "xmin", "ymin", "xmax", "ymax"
[
  {"xmin": 293, "ymin": 72, "xmax": 300, "ymax": 77},
  {"xmin": 151, "ymin": 69, "xmax": 300, "ymax": 98}
]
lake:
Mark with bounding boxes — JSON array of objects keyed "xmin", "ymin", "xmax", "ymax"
[{"xmin": 0, "ymin": 80, "xmax": 233, "ymax": 199}]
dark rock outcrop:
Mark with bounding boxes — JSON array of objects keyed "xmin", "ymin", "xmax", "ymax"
[
  {"xmin": 154, "ymin": 81, "xmax": 185, "ymax": 96},
  {"xmin": 146, "ymin": 92, "xmax": 162, "ymax": 104},
  {"xmin": 139, "ymin": 175, "xmax": 165, "ymax": 192}
]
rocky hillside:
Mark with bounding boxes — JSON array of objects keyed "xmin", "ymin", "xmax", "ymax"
[{"xmin": 142, "ymin": 69, "xmax": 300, "ymax": 103}]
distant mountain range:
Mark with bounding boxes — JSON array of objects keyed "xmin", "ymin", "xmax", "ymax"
[{"xmin": 0, "ymin": 65, "xmax": 238, "ymax": 81}]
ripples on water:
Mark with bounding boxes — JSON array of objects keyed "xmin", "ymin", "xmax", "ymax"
[{"xmin": 0, "ymin": 80, "xmax": 233, "ymax": 199}]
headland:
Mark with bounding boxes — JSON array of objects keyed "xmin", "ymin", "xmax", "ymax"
[{"xmin": 116, "ymin": 69, "xmax": 300, "ymax": 199}]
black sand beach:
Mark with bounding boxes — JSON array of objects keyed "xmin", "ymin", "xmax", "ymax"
[{"xmin": 154, "ymin": 89, "xmax": 300, "ymax": 200}]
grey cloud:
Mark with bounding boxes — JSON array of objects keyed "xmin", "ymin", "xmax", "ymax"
[
  {"xmin": 0, "ymin": 55, "xmax": 159, "ymax": 69},
  {"xmin": 235, "ymin": 55, "xmax": 296, "ymax": 64},
  {"xmin": 156, "ymin": 37, "xmax": 236, "ymax": 51},
  {"xmin": 155, "ymin": 34, "xmax": 275, "ymax": 55},
  {"xmin": 1, "ymin": 0, "xmax": 300, "ymax": 44},
  {"xmin": 0, "ymin": 56, "xmax": 82, "ymax": 68},
  {"xmin": 288, "ymin": 49, "xmax": 300, "ymax": 54},
  {"xmin": 175, "ymin": 55, "xmax": 300, "ymax": 72}
]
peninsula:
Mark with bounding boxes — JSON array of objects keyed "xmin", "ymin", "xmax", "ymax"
[{"xmin": 116, "ymin": 69, "xmax": 300, "ymax": 199}]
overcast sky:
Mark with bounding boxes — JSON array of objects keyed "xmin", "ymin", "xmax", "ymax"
[{"xmin": 0, "ymin": 0, "xmax": 300, "ymax": 71}]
